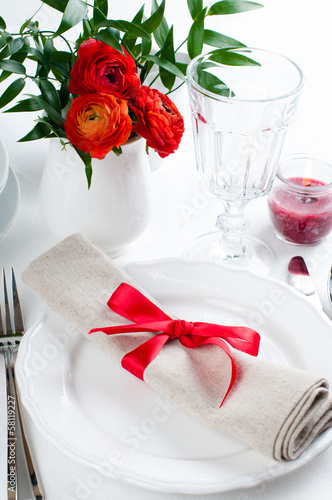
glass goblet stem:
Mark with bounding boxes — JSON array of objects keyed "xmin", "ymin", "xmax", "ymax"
[{"xmin": 215, "ymin": 200, "xmax": 250, "ymax": 259}]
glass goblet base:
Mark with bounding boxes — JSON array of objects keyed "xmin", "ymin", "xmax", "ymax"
[{"xmin": 184, "ymin": 231, "xmax": 274, "ymax": 275}]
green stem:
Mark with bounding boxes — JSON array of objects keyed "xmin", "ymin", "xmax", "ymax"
[
  {"xmin": 39, "ymin": 31, "xmax": 75, "ymax": 54},
  {"xmin": 147, "ymin": 73, "xmax": 159, "ymax": 87},
  {"xmin": 122, "ymin": 42, "xmax": 144, "ymax": 69},
  {"xmin": 36, "ymin": 118, "xmax": 65, "ymax": 141},
  {"xmin": 85, "ymin": 2, "xmax": 108, "ymax": 21},
  {"xmin": 175, "ymin": 37, "xmax": 188, "ymax": 54},
  {"xmin": 166, "ymin": 80, "xmax": 185, "ymax": 95},
  {"xmin": 25, "ymin": 75, "xmax": 60, "ymax": 81}
]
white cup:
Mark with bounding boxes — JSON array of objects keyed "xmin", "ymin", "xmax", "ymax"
[{"xmin": 0, "ymin": 137, "xmax": 9, "ymax": 195}]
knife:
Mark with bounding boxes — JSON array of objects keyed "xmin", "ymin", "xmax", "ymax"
[{"xmin": 287, "ymin": 256, "xmax": 322, "ymax": 310}]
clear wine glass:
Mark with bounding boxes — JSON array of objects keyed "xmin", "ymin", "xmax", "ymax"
[{"xmin": 186, "ymin": 48, "xmax": 304, "ymax": 273}]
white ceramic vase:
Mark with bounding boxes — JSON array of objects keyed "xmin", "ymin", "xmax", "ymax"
[{"xmin": 39, "ymin": 137, "xmax": 153, "ymax": 257}]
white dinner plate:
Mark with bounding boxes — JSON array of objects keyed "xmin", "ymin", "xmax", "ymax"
[
  {"xmin": 16, "ymin": 259, "xmax": 332, "ymax": 494},
  {"xmin": 0, "ymin": 167, "xmax": 19, "ymax": 237}
]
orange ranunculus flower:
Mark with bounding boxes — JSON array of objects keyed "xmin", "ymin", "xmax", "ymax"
[
  {"xmin": 68, "ymin": 38, "xmax": 141, "ymax": 100},
  {"xmin": 131, "ymin": 86, "xmax": 184, "ymax": 158},
  {"xmin": 64, "ymin": 93, "xmax": 132, "ymax": 159}
]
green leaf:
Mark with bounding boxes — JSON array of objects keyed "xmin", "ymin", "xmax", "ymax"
[
  {"xmin": 152, "ymin": 0, "xmax": 169, "ymax": 48},
  {"xmin": 187, "ymin": 0, "xmax": 203, "ymax": 20},
  {"xmin": 97, "ymin": 20, "xmax": 150, "ymax": 41},
  {"xmin": 131, "ymin": 5, "xmax": 145, "ymax": 26},
  {"xmin": 139, "ymin": 58, "xmax": 154, "ymax": 84},
  {"xmin": 131, "ymin": 42, "xmax": 142, "ymax": 59},
  {"xmin": 176, "ymin": 61, "xmax": 188, "ymax": 76},
  {"xmin": 117, "ymin": 20, "xmax": 151, "ymax": 41},
  {"xmin": 29, "ymin": 94, "xmax": 65, "ymax": 128},
  {"xmin": 8, "ymin": 38, "xmax": 24, "ymax": 55},
  {"xmin": 43, "ymin": 38, "xmax": 54, "ymax": 61},
  {"xmin": 11, "ymin": 46, "xmax": 29, "ymax": 63},
  {"xmin": 122, "ymin": 5, "xmax": 145, "ymax": 51},
  {"xmin": 18, "ymin": 121, "xmax": 51, "ymax": 142},
  {"xmin": 141, "ymin": 0, "xmax": 165, "ymax": 33},
  {"xmin": 75, "ymin": 147, "xmax": 93, "ymax": 189},
  {"xmin": 27, "ymin": 47, "xmax": 50, "ymax": 71},
  {"xmin": 209, "ymin": 49, "xmax": 260, "ymax": 66},
  {"xmin": 160, "ymin": 26, "xmax": 176, "ymax": 90},
  {"xmin": 49, "ymin": 60, "xmax": 71, "ymax": 80},
  {"xmin": 187, "ymin": 15, "xmax": 205, "ymax": 59},
  {"xmin": 0, "ymin": 16, "xmax": 6, "ymax": 30},
  {"xmin": 94, "ymin": 29, "xmax": 123, "ymax": 53},
  {"xmin": 0, "ymin": 78, "xmax": 25, "ymax": 109},
  {"xmin": 4, "ymin": 97, "xmax": 43, "ymax": 113},
  {"xmin": 197, "ymin": 69, "xmax": 233, "ymax": 96},
  {"xmin": 49, "ymin": 50, "xmax": 73, "ymax": 79},
  {"xmin": 93, "ymin": 0, "xmax": 108, "ymax": 26},
  {"xmin": 39, "ymin": 80, "xmax": 62, "ymax": 114},
  {"xmin": 20, "ymin": 16, "xmax": 34, "ymax": 35},
  {"xmin": 0, "ymin": 45, "xmax": 10, "ymax": 60},
  {"xmin": 141, "ymin": 37, "xmax": 152, "ymax": 57},
  {"xmin": 82, "ymin": 18, "xmax": 92, "ymax": 39},
  {"xmin": 204, "ymin": 29, "xmax": 245, "ymax": 49},
  {"xmin": 41, "ymin": 0, "xmax": 70, "ymax": 13},
  {"xmin": 53, "ymin": 0, "xmax": 88, "ymax": 38},
  {"xmin": 0, "ymin": 38, "xmax": 6, "ymax": 50},
  {"xmin": 1, "ymin": 31, "xmax": 13, "ymax": 43},
  {"xmin": 143, "ymin": 55, "xmax": 185, "ymax": 80},
  {"xmin": 59, "ymin": 81, "xmax": 70, "ymax": 108},
  {"xmin": 208, "ymin": 1, "xmax": 263, "ymax": 16},
  {"xmin": 112, "ymin": 145, "xmax": 122, "ymax": 155},
  {"xmin": 29, "ymin": 21, "xmax": 41, "ymax": 45},
  {"xmin": 36, "ymin": 116, "xmax": 68, "ymax": 139},
  {"xmin": 0, "ymin": 49, "xmax": 28, "ymax": 83},
  {"xmin": 0, "ymin": 60, "xmax": 26, "ymax": 74},
  {"xmin": 0, "ymin": 71, "xmax": 11, "ymax": 84},
  {"xmin": 94, "ymin": 0, "xmax": 108, "ymax": 11}
]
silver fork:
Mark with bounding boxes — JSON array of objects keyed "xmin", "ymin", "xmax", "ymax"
[{"xmin": 0, "ymin": 268, "xmax": 43, "ymax": 500}]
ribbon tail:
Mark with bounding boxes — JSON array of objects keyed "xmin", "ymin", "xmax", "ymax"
[
  {"xmin": 122, "ymin": 333, "xmax": 170, "ymax": 380},
  {"xmin": 180, "ymin": 335, "xmax": 236, "ymax": 407}
]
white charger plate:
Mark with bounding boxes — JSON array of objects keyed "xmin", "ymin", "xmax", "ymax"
[{"xmin": 16, "ymin": 259, "xmax": 332, "ymax": 494}]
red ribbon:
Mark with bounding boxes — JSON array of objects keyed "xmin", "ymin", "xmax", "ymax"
[{"xmin": 89, "ymin": 283, "xmax": 260, "ymax": 405}]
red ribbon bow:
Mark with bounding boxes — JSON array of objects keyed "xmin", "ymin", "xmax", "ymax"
[{"xmin": 89, "ymin": 283, "xmax": 260, "ymax": 405}]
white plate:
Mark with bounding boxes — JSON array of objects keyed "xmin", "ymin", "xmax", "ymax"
[
  {"xmin": 16, "ymin": 259, "xmax": 332, "ymax": 494},
  {"xmin": 0, "ymin": 167, "xmax": 19, "ymax": 237}
]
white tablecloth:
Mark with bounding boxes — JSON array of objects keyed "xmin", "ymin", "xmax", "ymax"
[{"xmin": 1, "ymin": 0, "xmax": 332, "ymax": 498}]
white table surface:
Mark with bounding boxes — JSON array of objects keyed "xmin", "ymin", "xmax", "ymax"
[{"xmin": 1, "ymin": 0, "xmax": 332, "ymax": 498}]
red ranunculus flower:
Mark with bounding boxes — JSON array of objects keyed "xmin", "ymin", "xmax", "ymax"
[
  {"xmin": 68, "ymin": 38, "xmax": 141, "ymax": 100},
  {"xmin": 64, "ymin": 93, "xmax": 132, "ymax": 159},
  {"xmin": 132, "ymin": 86, "xmax": 184, "ymax": 158}
]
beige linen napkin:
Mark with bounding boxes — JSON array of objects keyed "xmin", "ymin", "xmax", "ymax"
[{"xmin": 22, "ymin": 234, "xmax": 332, "ymax": 461}]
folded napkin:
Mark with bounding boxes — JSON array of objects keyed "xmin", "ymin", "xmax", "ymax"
[{"xmin": 22, "ymin": 234, "xmax": 332, "ymax": 461}]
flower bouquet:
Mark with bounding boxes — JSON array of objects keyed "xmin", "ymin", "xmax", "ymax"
[{"xmin": 0, "ymin": 0, "xmax": 263, "ymax": 186}]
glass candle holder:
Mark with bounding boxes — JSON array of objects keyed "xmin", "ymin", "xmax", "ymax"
[{"xmin": 268, "ymin": 154, "xmax": 332, "ymax": 245}]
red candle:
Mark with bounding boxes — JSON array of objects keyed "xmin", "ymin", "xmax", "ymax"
[{"xmin": 268, "ymin": 156, "xmax": 332, "ymax": 245}]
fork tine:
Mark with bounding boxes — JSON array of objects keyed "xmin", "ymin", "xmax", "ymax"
[
  {"xmin": 3, "ymin": 268, "xmax": 12, "ymax": 335},
  {"xmin": 11, "ymin": 268, "xmax": 24, "ymax": 334}
]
